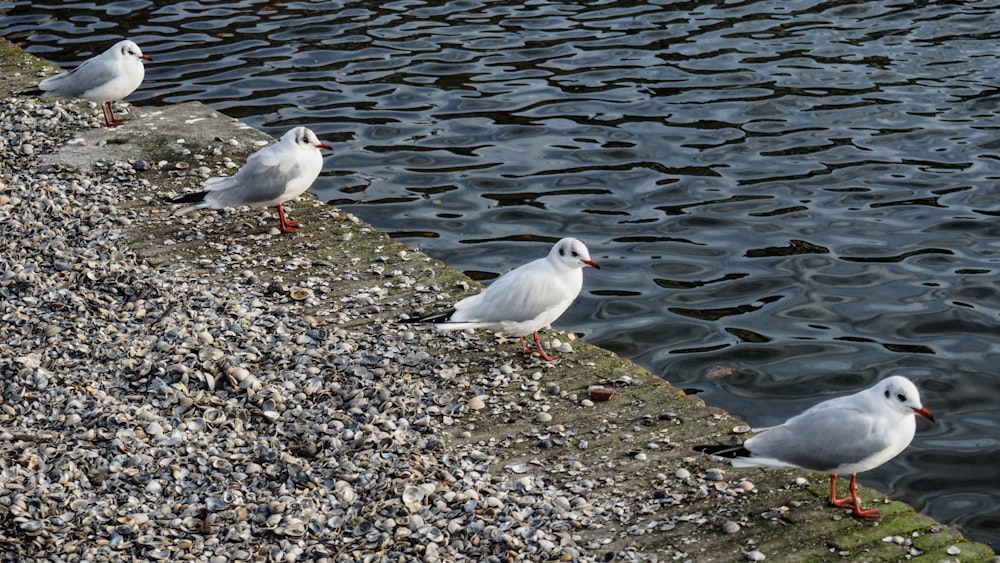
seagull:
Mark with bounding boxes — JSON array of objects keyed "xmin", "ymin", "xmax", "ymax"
[
  {"xmin": 402, "ymin": 238, "xmax": 600, "ymax": 361},
  {"xmin": 695, "ymin": 375, "xmax": 935, "ymax": 518},
  {"xmin": 170, "ymin": 126, "xmax": 331, "ymax": 233},
  {"xmin": 34, "ymin": 39, "xmax": 151, "ymax": 127}
]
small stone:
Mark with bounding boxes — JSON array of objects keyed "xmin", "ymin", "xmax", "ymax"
[
  {"xmin": 536, "ymin": 412, "xmax": 553, "ymax": 423},
  {"xmin": 722, "ymin": 521, "xmax": 741, "ymax": 534},
  {"xmin": 795, "ymin": 477, "xmax": 809, "ymax": 486},
  {"xmin": 21, "ymin": 143, "xmax": 34, "ymax": 156},
  {"xmin": 675, "ymin": 468, "xmax": 691, "ymax": 480},
  {"xmin": 588, "ymin": 387, "xmax": 615, "ymax": 401},
  {"xmin": 705, "ymin": 468, "xmax": 725, "ymax": 481},
  {"xmin": 468, "ymin": 396, "xmax": 486, "ymax": 410},
  {"xmin": 946, "ymin": 546, "xmax": 961, "ymax": 555},
  {"xmin": 747, "ymin": 549, "xmax": 766, "ymax": 561}
]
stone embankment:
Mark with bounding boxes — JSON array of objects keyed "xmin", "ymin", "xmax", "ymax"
[{"xmin": 1, "ymin": 37, "xmax": 995, "ymax": 562}]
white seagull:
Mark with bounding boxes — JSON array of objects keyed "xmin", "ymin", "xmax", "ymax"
[
  {"xmin": 695, "ymin": 375, "xmax": 935, "ymax": 518},
  {"xmin": 36, "ymin": 39, "xmax": 151, "ymax": 127},
  {"xmin": 404, "ymin": 237, "xmax": 600, "ymax": 361},
  {"xmin": 170, "ymin": 126, "xmax": 331, "ymax": 233}
]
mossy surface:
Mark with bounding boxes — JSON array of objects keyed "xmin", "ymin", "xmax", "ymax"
[{"xmin": 0, "ymin": 37, "xmax": 55, "ymax": 97}]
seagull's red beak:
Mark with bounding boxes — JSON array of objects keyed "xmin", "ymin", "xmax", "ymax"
[
  {"xmin": 913, "ymin": 406, "xmax": 935, "ymax": 423},
  {"xmin": 584, "ymin": 259, "xmax": 600, "ymax": 269},
  {"xmin": 140, "ymin": 55, "xmax": 152, "ymax": 61},
  {"xmin": 316, "ymin": 142, "xmax": 332, "ymax": 151}
]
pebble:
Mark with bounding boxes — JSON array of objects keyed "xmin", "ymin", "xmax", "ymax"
[
  {"xmin": 705, "ymin": 468, "xmax": 726, "ymax": 482},
  {"xmin": 722, "ymin": 521, "xmax": 741, "ymax": 534},
  {"xmin": 747, "ymin": 549, "xmax": 766, "ymax": 561}
]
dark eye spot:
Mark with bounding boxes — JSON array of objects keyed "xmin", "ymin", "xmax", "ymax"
[
  {"xmin": 559, "ymin": 248, "xmax": 565, "ymax": 256},
  {"xmin": 897, "ymin": 393, "xmax": 906, "ymax": 402},
  {"xmin": 884, "ymin": 389, "xmax": 890, "ymax": 398}
]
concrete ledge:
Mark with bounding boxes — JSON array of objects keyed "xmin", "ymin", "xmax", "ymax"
[{"xmin": 2, "ymin": 36, "xmax": 995, "ymax": 562}]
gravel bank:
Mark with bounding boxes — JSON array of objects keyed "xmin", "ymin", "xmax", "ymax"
[
  {"xmin": 2, "ymin": 58, "xmax": 996, "ymax": 562},
  {"xmin": 0, "ymin": 90, "xmax": 727, "ymax": 563},
  {"xmin": 0, "ymin": 95, "xmax": 632, "ymax": 561}
]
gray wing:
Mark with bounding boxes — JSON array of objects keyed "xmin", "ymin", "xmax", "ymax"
[
  {"xmin": 38, "ymin": 56, "xmax": 117, "ymax": 97},
  {"xmin": 745, "ymin": 406, "xmax": 889, "ymax": 472},
  {"xmin": 203, "ymin": 148, "xmax": 302, "ymax": 207},
  {"xmin": 452, "ymin": 259, "xmax": 569, "ymax": 323}
]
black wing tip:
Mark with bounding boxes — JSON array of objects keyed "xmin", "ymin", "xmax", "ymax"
[
  {"xmin": 169, "ymin": 191, "xmax": 207, "ymax": 204},
  {"xmin": 399, "ymin": 308, "xmax": 456, "ymax": 324},
  {"xmin": 693, "ymin": 444, "xmax": 751, "ymax": 459},
  {"xmin": 17, "ymin": 87, "xmax": 43, "ymax": 97}
]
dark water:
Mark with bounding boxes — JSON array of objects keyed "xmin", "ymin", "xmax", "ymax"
[{"xmin": 3, "ymin": 0, "xmax": 1000, "ymax": 548}]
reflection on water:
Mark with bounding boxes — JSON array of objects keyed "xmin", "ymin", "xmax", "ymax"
[{"xmin": 3, "ymin": 0, "xmax": 1000, "ymax": 548}]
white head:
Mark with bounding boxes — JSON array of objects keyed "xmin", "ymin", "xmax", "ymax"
[
  {"xmin": 111, "ymin": 40, "xmax": 150, "ymax": 63},
  {"xmin": 875, "ymin": 375, "xmax": 935, "ymax": 422},
  {"xmin": 549, "ymin": 237, "xmax": 600, "ymax": 270},
  {"xmin": 282, "ymin": 126, "xmax": 332, "ymax": 151}
]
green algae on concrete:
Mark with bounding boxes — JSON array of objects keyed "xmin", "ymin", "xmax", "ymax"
[
  {"xmin": 0, "ymin": 37, "xmax": 55, "ymax": 97},
  {"xmin": 2, "ymin": 36, "xmax": 995, "ymax": 562}
]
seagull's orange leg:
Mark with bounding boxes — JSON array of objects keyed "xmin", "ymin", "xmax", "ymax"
[
  {"xmin": 102, "ymin": 102, "xmax": 123, "ymax": 127},
  {"xmin": 519, "ymin": 331, "xmax": 558, "ymax": 362},
  {"xmin": 848, "ymin": 474, "xmax": 881, "ymax": 518},
  {"xmin": 829, "ymin": 474, "xmax": 854, "ymax": 508},
  {"xmin": 276, "ymin": 204, "xmax": 300, "ymax": 233}
]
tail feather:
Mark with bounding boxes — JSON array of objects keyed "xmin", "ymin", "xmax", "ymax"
[
  {"xmin": 693, "ymin": 444, "xmax": 752, "ymax": 459},
  {"xmin": 17, "ymin": 86, "xmax": 43, "ymax": 97},
  {"xmin": 169, "ymin": 191, "xmax": 211, "ymax": 216},
  {"xmin": 399, "ymin": 308, "xmax": 456, "ymax": 324}
]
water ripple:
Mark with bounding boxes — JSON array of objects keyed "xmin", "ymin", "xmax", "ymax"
[{"xmin": 4, "ymin": 0, "xmax": 1000, "ymax": 548}]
